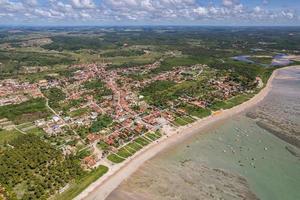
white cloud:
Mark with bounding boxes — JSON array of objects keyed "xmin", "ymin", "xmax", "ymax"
[
  {"xmin": 222, "ymin": 0, "xmax": 239, "ymax": 7},
  {"xmin": 71, "ymin": 0, "xmax": 95, "ymax": 9},
  {"xmin": 25, "ymin": 0, "xmax": 38, "ymax": 6},
  {"xmin": 254, "ymin": 6, "xmax": 262, "ymax": 13},
  {"xmin": 193, "ymin": 7, "xmax": 208, "ymax": 16},
  {"xmin": 0, "ymin": 0, "xmax": 298, "ymax": 25}
]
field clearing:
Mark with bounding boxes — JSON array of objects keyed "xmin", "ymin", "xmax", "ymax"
[{"xmin": 0, "ymin": 129, "xmax": 22, "ymax": 146}]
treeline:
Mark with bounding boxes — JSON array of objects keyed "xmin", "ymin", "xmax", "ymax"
[
  {"xmin": 101, "ymin": 49, "xmax": 144, "ymax": 57},
  {"xmin": 0, "ymin": 50, "xmax": 74, "ymax": 67},
  {"xmin": 42, "ymin": 36, "xmax": 113, "ymax": 51}
]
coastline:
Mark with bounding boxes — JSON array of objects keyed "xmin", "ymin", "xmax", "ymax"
[{"xmin": 75, "ymin": 66, "xmax": 282, "ymax": 200}]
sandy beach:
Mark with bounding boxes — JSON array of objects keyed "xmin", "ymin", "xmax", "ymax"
[{"xmin": 75, "ymin": 66, "xmax": 286, "ymax": 200}]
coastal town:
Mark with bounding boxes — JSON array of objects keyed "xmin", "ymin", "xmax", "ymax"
[
  {"xmin": 0, "ymin": 57, "xmax": 259, "ymax": 172},
  {"xmin": 0, "ymin": 25, "xmax": 299, "ymax": 200}
]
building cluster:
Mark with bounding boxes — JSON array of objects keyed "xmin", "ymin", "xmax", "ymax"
[
  {"xmin": 209, "ymin": 77, "xmax": 243, "ymax": 100},
  {"xmin": 0, "ymin": 79, "xmax": 43, "ymax": 106},
  {"xmin": 0, "ymin": 59, "xmax": 252, "ymax": 170}
]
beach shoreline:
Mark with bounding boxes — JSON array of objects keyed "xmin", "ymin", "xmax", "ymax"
[{"xmin": 75, "ymin": 66, "xmax": 288, "ymax": 200}]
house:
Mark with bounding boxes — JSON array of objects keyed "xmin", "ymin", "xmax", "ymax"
[
  {"xmin": 82, "ymin": 156, "xmax": 97, "ymax": 169},
  {"xmin": 87, "ymin": 133, "xmax": 102, "ymax": 143}
]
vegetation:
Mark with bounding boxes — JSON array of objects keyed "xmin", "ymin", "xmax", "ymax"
[
  {"xmin": 0, "ymin": 98, "xmax": 50, "ymax": 124},
  {"xmin": 151, "ymin": 57, "xmax": 200, "ymax": 74},
  {"xmin": 0, "ymin": 129, "xmax": 22, "ymax": 148},
  {"xmin": 180, "ymin": 104, "xmax": 212, "ymax": 118},
  {"xmin": 107, "ymin": 154, "xmax": 125, "ymax": 163},
  {"xmin": 42, "ymin": 87, "xmax": 66, "ymax": 109},
  {"xmin": 101, "ymin": 49, "xmax": 144, "ymax": 57},
  {"xmin": 83, "ymin": 79, "xmax": 112, "ymax": 100},
  {"xmin": 116, "ymin": 147, "xmax": 133, "ymax": 158},
  {"xmin": 134, "ymin": 137, "xmax": 150, "ymax": 146},
  {"xmin": 0, "ymin": 135, "xmax": 83, "ymax": 200},
  {"xmin": 68, "ymin": 108, "xmax": 89, "ymax": 118},
  {"xmin": 209, "ymin": 93, "xmax": 255, "ymax": 111},
  {"xmin": 0, "ymin": 50, "xmax": 75, "ymax": 79},
  {"xmin": 54, "ymin": 165, "xmax": 108, "ymax": 200},
  {"xmin": 90, "ymin": 114, "xmax": 113, "ymax": 133},
  {"xmin": 141, "ymin": 80, "xmax": 176, "ymax": 106},
  {"xmin": 0, "ymin": 26, "xmax": 296, "ymax": 199},
  {"xmin": 42, "ymin": 36, "xmax": 111, "ymax": 51}
]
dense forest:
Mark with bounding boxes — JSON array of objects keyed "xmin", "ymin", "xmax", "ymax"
[{"xmin": 0, "ymin": 135, "xmax": 83, "ymax": 200}]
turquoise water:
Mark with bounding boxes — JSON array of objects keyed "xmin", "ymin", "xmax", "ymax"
[
  {"xmin": 174, "ymin": 116, "xmax": 300, "ymax": 200},
  {"xmin": 108, "ymin": 67, "xmax": 300, "ymax": 200}
]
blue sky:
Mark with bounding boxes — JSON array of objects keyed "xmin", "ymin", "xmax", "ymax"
[{"xmin": 0, "ymin": 0, "xmax": 299, "ymax": 26}]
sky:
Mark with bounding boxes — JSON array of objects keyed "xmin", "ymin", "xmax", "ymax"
[{"xmin": 0, "ymin": 0, "xmax": 299, "ymax": 26}]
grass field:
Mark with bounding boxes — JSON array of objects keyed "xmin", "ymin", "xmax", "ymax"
[
  {"xmin": 173, "ymin": 117, "xmax": 192, "ymax": 126},
  {"xmin": 68, "ymin": 108, "xmax": 90, "ymax": 118},
  {"xmin": 107, "ymin": 135, "xmax": 156, "ymax": 164},
  {"xmin": 180, "ymin": 104, "xmax": 212, "ymax": 118},
  {"xmin": 134, "ymin": 137, "xmax": 150, "ymax": 146},
  {"xmin": 210, "ymin": 93, "xmax": 255, "ymax": 111},
  {"xmin": 116, "ymin": 147, "xmax": 133, "ymax": 158},
  {"xmin": 54, "ymin": 165, "xmax": 108, "ymax": 200},
  {"xmin": 0, "ymin": 98, "xmax": 51, "ymax": 124},
  {"xmin": 107, "ymin": 154, "xmax": 125, "ymax": 163}
]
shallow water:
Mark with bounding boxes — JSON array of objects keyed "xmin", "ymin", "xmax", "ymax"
[{"xmin": 108, "ymin": 67, "xmax": 300, "ymax": 200}]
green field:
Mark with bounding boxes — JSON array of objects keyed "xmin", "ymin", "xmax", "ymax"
[
  {"xmin": 180, "ymin": 104, "xmax": 212, "ymax": 118},
  {"xmin": 107, "ymin": 136, "xmax": 154, "ymax": 164},
  {"xmin": 0, "ymin": 98, "xmax": 51, "ymax": 124},
  {"xmin": 107, "ymin": 154, "xmax": 125, "ymax": 163},
  {"xmin": 210, "ymin": 93, "xmax": 255, "ymax": 111},
  {"xmin": 174, "ymin": 116, "xmax": 195, "ymax": 126},
  {"xmin": 116, "ymin": 147, "xmax": 133, "ymax": 158},
  {"xmin": 134, "ymin": 137, "xmax": 150, "ymax": 146},
  {"xmin": 68, "ymin": 108, "xmax": 90, "ymax": 118}
]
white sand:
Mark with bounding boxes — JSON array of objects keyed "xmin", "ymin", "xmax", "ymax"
[{"xmin": 75, "ymin": 67, "xmax": 290, "ymax": 200}]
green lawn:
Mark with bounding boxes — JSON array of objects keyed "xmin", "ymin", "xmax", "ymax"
[
  {"xmin": 174, "ymin": 117, "xmax": 190, "ymax": 126},
  {"xmin": 107, "ymin": 139, "xmax": 150, "ymax": 164},
  {"xmin": 116, "ymin": 147, "xmax": 133, "ymax": 158},
  {"xmin": 124, "ymin": 145, "xmax": 136, "ymax": 154},
  {"xmin": 131, "ymin": 142, "xmax": 144, "ymax": 150},
  {"xmin": 107, "ymin": 154, "xmax": 125, "ymax": 163},
  {"xmin": 142, "ymin": 136, "xmax": 153, "ymax": 142},
  {"xmin": 145, "ymin": 133, "xmax": 156, "ymax": 141},
  {"xmin": 134, "ymin": 137, "xmax": 150, "ymax": 146},
  {"xmin": 54, "ymin": 165, "xmax": 108, "ymax": 200},
  {"xmin": 154, "ymin": 131, "xmax": 162, "ymax": 138}
]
